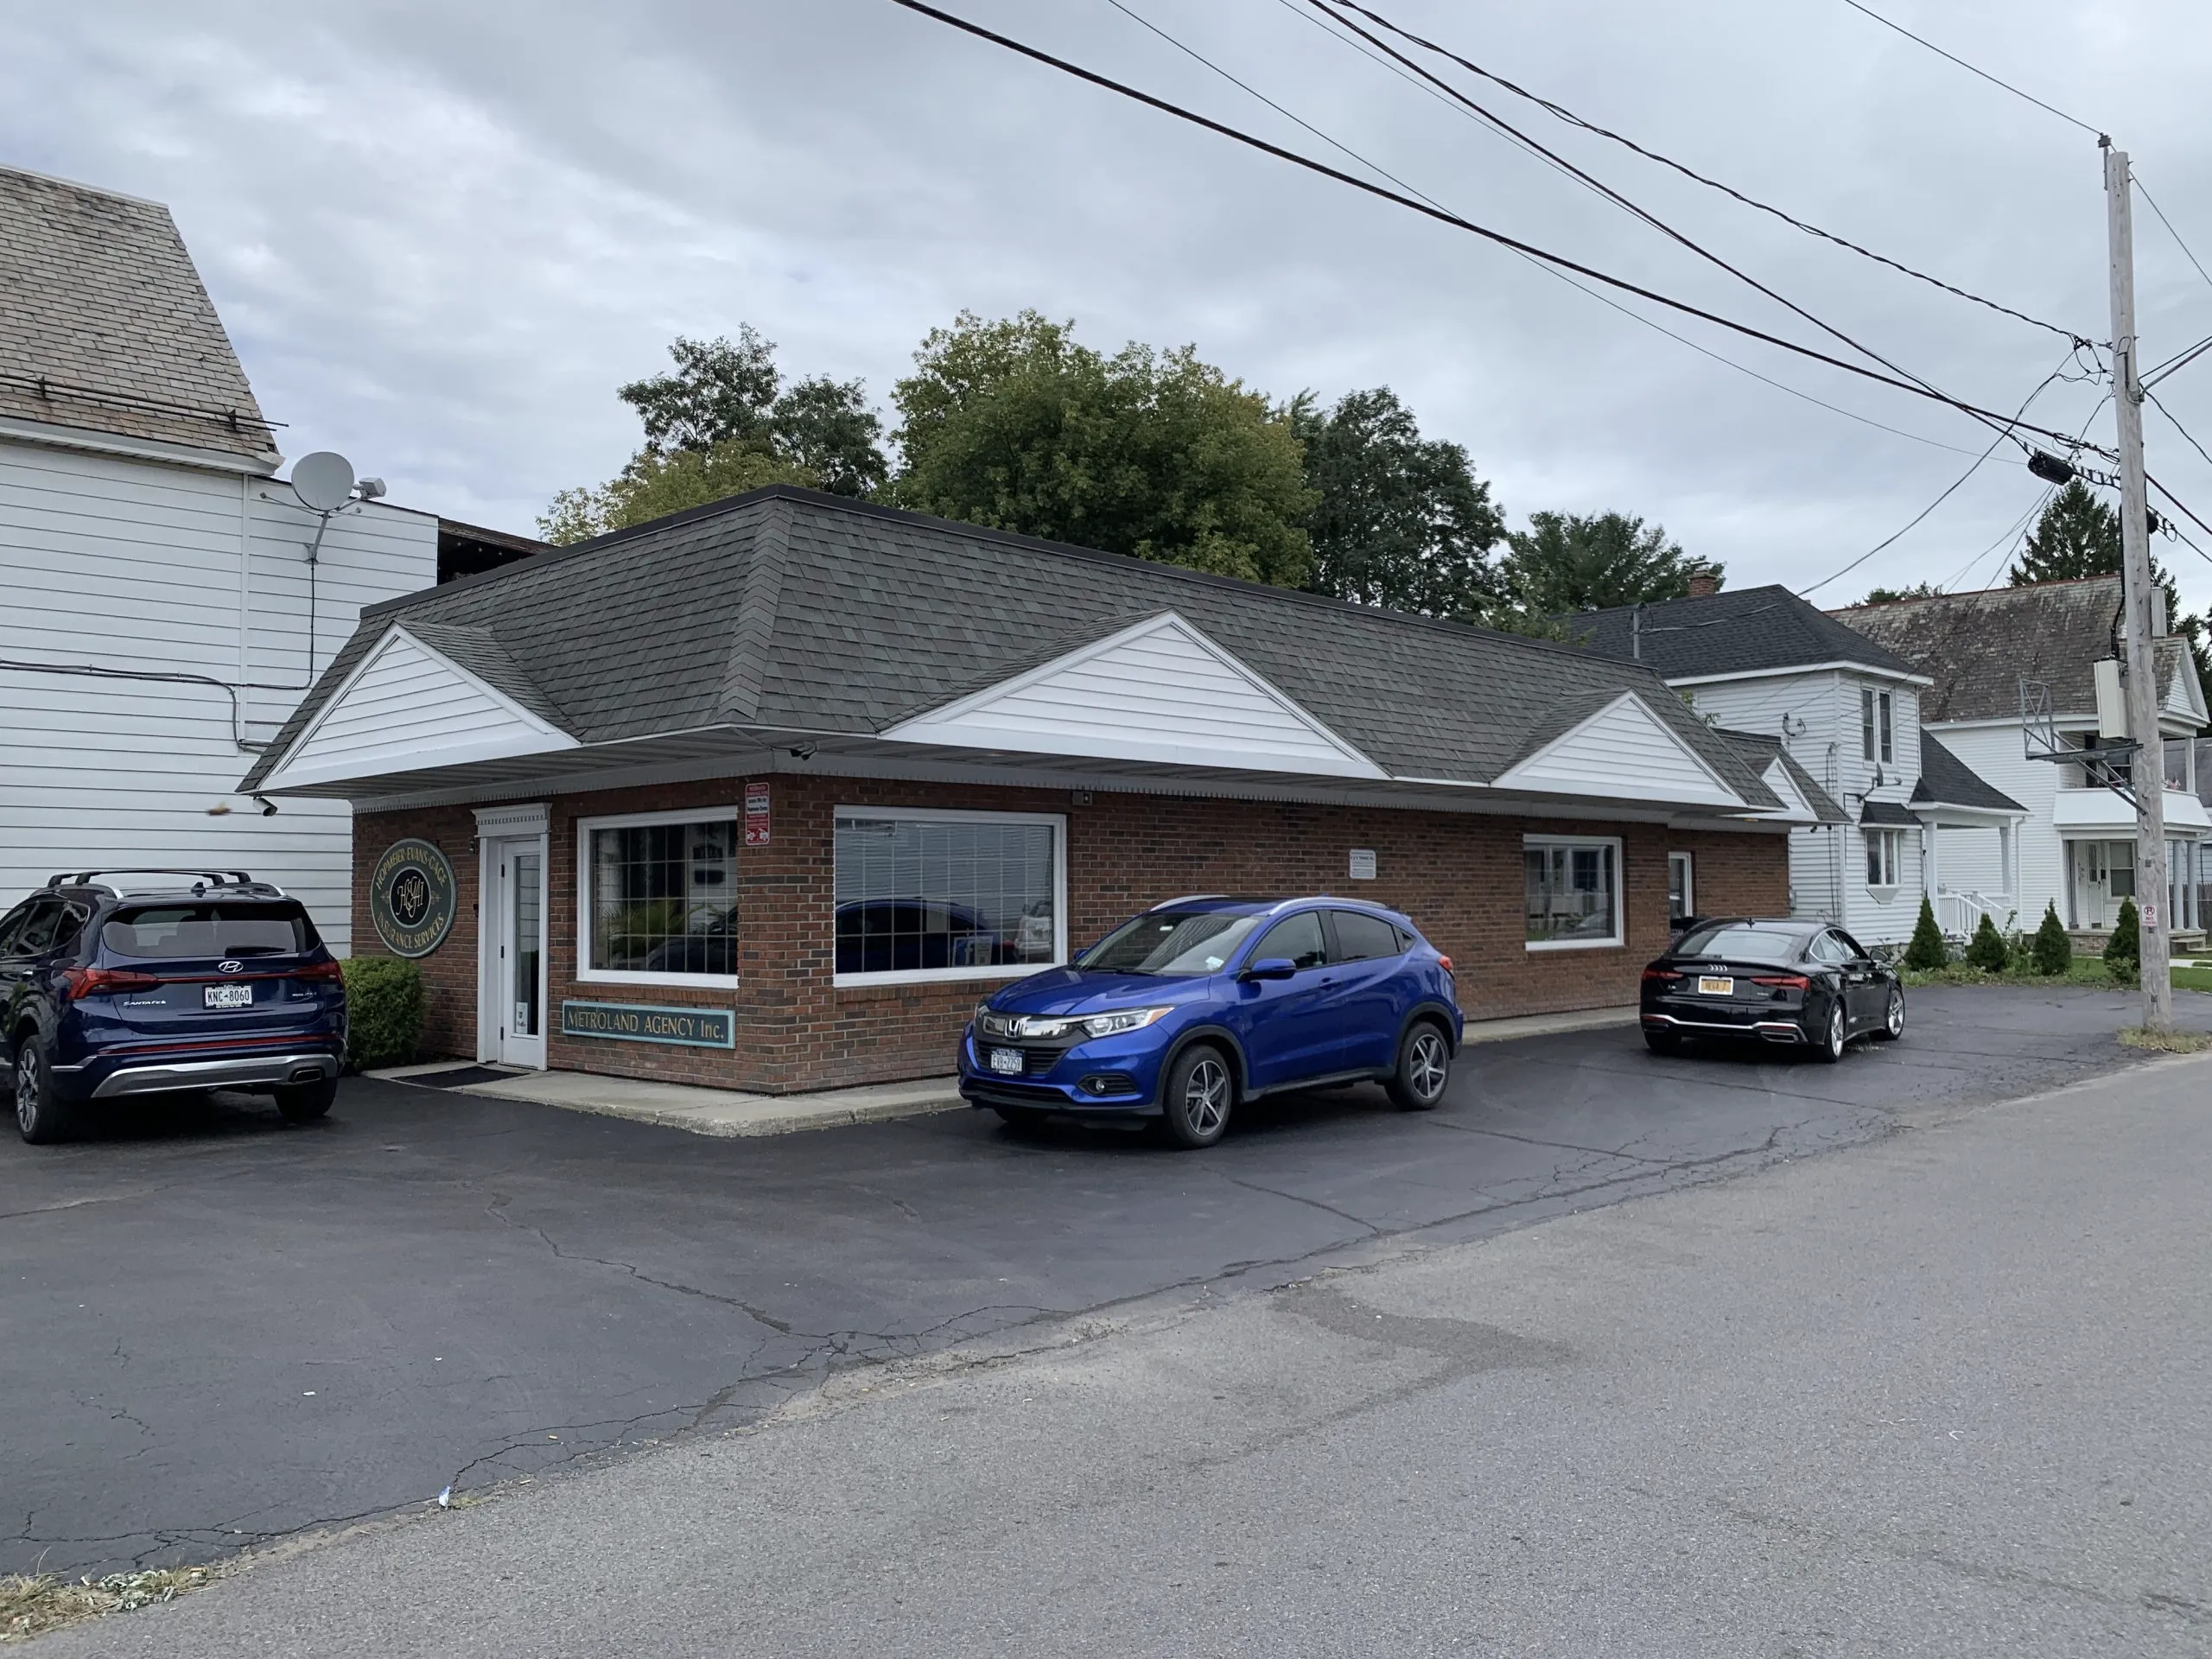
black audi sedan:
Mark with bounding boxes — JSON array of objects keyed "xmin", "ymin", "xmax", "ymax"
[{"xmin": 1640, "ymin": 918, "xmax": 1904, "ymax": 1062}]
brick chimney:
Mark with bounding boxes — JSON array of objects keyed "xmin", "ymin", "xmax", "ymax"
[{"xmin": 1686, "ymin": 569, "xmax": 1720, "ymax": 599}]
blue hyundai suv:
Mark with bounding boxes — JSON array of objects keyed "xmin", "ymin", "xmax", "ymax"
[
  {"xmin": 958, "ymin": 896, "xmax": 1462, "ymax": 1148},
  {"xmin": 3, "ymin": 871, "xmax": 348, "ymax": 1143}
]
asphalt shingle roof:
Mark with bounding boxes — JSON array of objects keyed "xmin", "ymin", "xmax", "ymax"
[
  {"xmin": 1912, "ymin": 732, "xmax": 2024, "ymax": 812},
  {"xmin": 0, "ymin": 165, "xmax": 276, "ymax": 461},
  {"xmin": 1831, "ymin": 577, "xmax": 2186, "ymax": 724},
  {"xmin": 1572, "ymin": 584, "xmax": 1922, "ymax": 681},
  {"xmin": 245, "ymin": 488, "xmax": 1783, "ymax": 810}
]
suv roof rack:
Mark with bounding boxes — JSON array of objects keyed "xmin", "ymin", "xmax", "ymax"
[{"xmin": 45, "ymin": 869, "xmax": 287, "ymax": 899}]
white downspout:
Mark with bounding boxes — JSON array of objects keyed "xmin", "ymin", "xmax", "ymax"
[{"xmin": 238, "ymin": 472, "xmax": 252, "ymax": 735}]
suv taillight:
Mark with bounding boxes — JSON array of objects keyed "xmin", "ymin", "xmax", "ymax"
[
  {"xmin": 295, "ymin": 959, "xmax": 346, "ymax": 984},
  {"xmin": 60, "ymin": 967, "xmax": 162, "ymax": 1001}
]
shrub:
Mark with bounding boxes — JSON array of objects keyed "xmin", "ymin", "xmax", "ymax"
[
  {"xmin": 341, "ymin": 956, "xmax": 427, "ymax": 1071},
  {"xmin": 2106, "ymin": 896, "xmax": 2140, "ymax": 985},
  {"xmin": 1965, "ymin": 913, "xmax": 2009, "ymax": 973},
  {"xmin": 1904, "ymin": 896, "xmax": 1948, "ymax": 972},
  {"xmin": 2031, "ymin": 901, "xmax": 2072, "ymax": 976}
]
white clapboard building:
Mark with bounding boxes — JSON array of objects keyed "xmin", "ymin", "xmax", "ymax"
[{"xmin": 0, "ymin": 163, "xmax": 439, "ymax": 947}]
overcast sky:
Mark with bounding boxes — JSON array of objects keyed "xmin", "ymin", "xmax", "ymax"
[{"xmin": 8, "ymin": 0, "xmax": 2212, "ymax": 609}]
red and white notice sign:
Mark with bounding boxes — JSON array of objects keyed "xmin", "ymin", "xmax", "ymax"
[{"xmin": 744, "ymin": 780, "xmax": 771, "ymax": 847}]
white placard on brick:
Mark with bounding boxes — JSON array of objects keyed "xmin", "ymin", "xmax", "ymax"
[{"xmin": 1348, "ymin": 849, "xmax": 1376, "ymax": 880}]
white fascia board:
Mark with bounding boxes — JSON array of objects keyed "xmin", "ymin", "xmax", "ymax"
[
  {"xmin": 880, "ymin": 610, "xmax": 1389, "ymax": 781},
  {"xmin": 0, "ymin": 412, "xmax": 281, "ymax": 474},
  {"xmin": 1741, "ymin": 758, "xmax": 1816, "ymax": 823},
  {"xmin": 1662, "ymin": 661, "xmax": 1933, "ymax": 689},
  {"xmin": 1492, "ymin": 690, "xmax": 1746, "ymax": 809},
  {"xmin": 1911, "ymin": 802, "xmax": 2025, "ymax": 823},
  {"xmin": 260, "ymin": 624, "xmax": 576, "ymax": 792}
]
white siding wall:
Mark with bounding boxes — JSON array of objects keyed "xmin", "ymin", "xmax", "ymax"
[
  {"xmin": 0, "ymin": 438, "xmax": 439, "ymax": 947},
  {"xmin": 1933, "ymin": 723, "xmax": 2069, "ymax": 929}
]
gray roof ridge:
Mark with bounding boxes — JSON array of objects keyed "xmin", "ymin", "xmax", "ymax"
[
  {"xmin": 1831, "ymin": 572, "xmax": 2122, "ymax": 616},
  {"xmin": 715, "ymin": 493, "xmax": 793, "ymax": 724},
  {"xmin": 400, "ymin": 617, "xmax": 574, "ymax": 732},
  {"xmin": 0, "ymin": 161, "xmax": 167, "ymax": 209}
]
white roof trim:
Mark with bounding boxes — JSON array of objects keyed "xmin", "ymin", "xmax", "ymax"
[
  {"xmin": 1740, "ymin": 757, "xmax": 1818, "ymax": 823},
  {"xmin": 1491, "ymin": 690, "xmax": 1746, "ymax": 809},
  {"xmin": 880, "ymin": 610, "xmax": 1389, "ymax": 781},
  {"xmin": 1662, "ymin": 660, "xmax": 1932, "ymax": 689},
  {"xmin": 260, "ymin": 624, "xmax": 577, "ymax": 792}
]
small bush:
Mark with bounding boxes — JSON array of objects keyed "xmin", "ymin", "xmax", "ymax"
[
  {"xmin": 2107, "ymin": 896, "xmax": 2141, "ymax": 984},
  {"xmin": 1966, "ymin": 913, "xmax": 2009, "ymax": 973},
  {"xmin": 2031, "ymin": 901, "xmax": 2072, "ymax": 976},
  {"xmin": 1904, "ymin": 896, "xmax": 1948, "ymax": 972},
  {"xmin": 342, "ymin": 956, "xmax": 427, "ymax": 1071}
]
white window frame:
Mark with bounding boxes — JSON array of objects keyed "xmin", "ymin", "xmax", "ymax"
[
  {"xmin": 1878, "ymin": 690, "xmax": 1894, "ymax": 765},
  {"xmin": 832, "ymin": 804, "xmax": 1068, "ymax": 988},
  {"xmin": 1523, "ymin": 834, "xmax": 1624, "ymax": 953},
  {"xmin": 1668, "ymin": 850, "xmax": 1695, "ymax": 924},
  {"xmin": 1861, "ymin": 687, "xmax": 1876, "ymax": 762},
  {"xmin": 1864, "ymin": 827, "xmax": 1904, "ymax": 897},
  {"xmin": 575, "ymin": 804, "xmax": 742, "ymax": 990}
]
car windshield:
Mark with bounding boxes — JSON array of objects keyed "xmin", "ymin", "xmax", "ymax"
[
  {"xmin": 101, "ymin": 903, "xmax": 317, "ymax": 959},
  {"xmin": 1081, "ymin": 910, "xmax": 1263, "ymax": 976},
  {"xmin": 1673, "ymin": 924, "xmax": 1804, "ymax": 967}
]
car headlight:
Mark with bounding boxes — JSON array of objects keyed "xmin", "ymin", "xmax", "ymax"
[{"xmin": 1081, "ymin": 1007, "xmax": 1173, "ymax": 1039}]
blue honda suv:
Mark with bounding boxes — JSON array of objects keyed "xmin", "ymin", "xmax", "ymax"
[
  {"xmin": 958, "ymin": 896, "xmax": 1462, "ymax": 1148},
  {"xmin": 3, "ymin": 871, "xmax": 348, "ymax": 1143}
]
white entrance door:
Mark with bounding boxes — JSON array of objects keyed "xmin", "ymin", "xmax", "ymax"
[
  {"xmin": 485, "ymin": 835, "xmax": 547, "ymax": 1067},
  {"xmin": 2071, "ymin": 838, "xmax": 2136, "ymax": 932}
]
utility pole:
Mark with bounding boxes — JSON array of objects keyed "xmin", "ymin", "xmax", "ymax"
[{"xmin": 2104, "ymin": 139, "xmax": 2172, "ymax": 1032}]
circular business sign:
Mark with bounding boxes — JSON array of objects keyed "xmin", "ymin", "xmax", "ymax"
[{"xmin": 369, "ymin": 838, "xmax": 457, "ymax": 958}]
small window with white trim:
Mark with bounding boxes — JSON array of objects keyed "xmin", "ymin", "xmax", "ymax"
[
  {"xmin": 1864, "ymin": 828, "xmax": 1904, "ymax": 891},
  {"xmin": 577, "ymin": 807, "xmax": 741, "ymax": 986},
  {"xmin": 1524, "ymin": 836, "xmax": 1622, "ymax": 950},
  {"xmin": 834, "ymin": 807, "xmax": 1065, "ymax": 985},
  {"xmin": 1667, "ymin": 851, "xmax": 1695, "ymax": 925}
]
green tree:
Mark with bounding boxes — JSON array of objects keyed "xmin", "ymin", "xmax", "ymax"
[
  {"xmin": 2031, "ymin": 899, "xmax": 2072, "ymax": 975},
  {"xmin": 1498, "ymin": 511, "xmax": 1720, "ymax": 620},
  {"xmin": 890, "ymin": 310, "xmax": 1315, "ymax": 587},
  {"xmin": 1966, "ymin": 912, "xmax": 2009, "ymax": 973},
  {"xmin": 2010, "ymin": 481, "xmax": 2209, "ymax": 693},
  {"xmin": 1904, "ymin": 895, "xmax": 1948, "ymax": 971},
  {"xmin": 1861, "ymin": 581, "xmax": 1942, "ymax": 604},
  {"xmin": 2106, "ymin": 893, "xmax": 2140, "ymax": 983},
  {"xmin": 541, "ymin": 328, "xmax": 887, "ymax": 543},
  {"xmin": 1287, "ymin": 386, "xmax": 1505, "ymax": 619}
]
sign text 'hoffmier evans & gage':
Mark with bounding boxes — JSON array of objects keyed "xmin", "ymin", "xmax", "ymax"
[{"xmin": 558, "ymin": 1001, "xmax": 736, "ymax": 1048}]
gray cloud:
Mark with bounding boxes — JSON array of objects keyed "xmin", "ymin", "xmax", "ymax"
[{"xmin": 6, "ymin": 0, "xmax": 2210, "ymax": 607}]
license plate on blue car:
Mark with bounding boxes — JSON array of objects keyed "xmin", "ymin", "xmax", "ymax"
[
  {"xmin": 205, "ymin": 983, "xmax": 252, "ymax": 1009},
  {"xmin": 989, "ymin": 1047, "xmax": 1024, "ymax": 1075}
]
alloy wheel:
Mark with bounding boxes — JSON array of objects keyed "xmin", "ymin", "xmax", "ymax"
[
  {"xmin": 15, "ymin": 1046, "xmax": 39, "ymax": 1135},
  {"xmin": 1828, "ymin": 1004, "xmax": 1846, "ymax": 1058},
  {"xmin": 1886, "ymin": 988, "xmax": 1905, "ymax": 1039},
  {"xmin": 1183, "ymin": 1057, "xmax": 1230, "ymax": 1137},
  {"xmin": 1408, "ymin": 1030, "xmax": 1448, "ymax": 1103}
]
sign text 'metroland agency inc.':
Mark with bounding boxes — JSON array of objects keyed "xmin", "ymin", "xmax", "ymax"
[{"xmin": 559, "ymin": 1001, "xmax": 736, "ymax": 1048}]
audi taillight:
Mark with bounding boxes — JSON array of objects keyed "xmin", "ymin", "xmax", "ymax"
[
  {"xmin": 1750, "ymin": 974, "xmax": 1810, "ymax": 989},
  {"xmin": 60, "ymin": 967, "xmax": 161, "ymax": 1000},
  {"xmin": 1642, "ymin": 968, "xmax": 1681, "ymax": 982}
]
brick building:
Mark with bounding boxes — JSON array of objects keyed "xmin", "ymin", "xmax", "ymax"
[{"xmin": 244, "ymin": 487, "xmax": 1823, "ymax": 1095}]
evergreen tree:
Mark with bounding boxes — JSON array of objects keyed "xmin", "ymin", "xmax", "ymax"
[
  {"xmin": 2010, "ymin": 482, "xmax": 2210, "ymax": 694},
  {"xmin": 2031, "ymin": 900, "xmax": 2072, "ymax": 976},
  {"xmin": 2106, "ymin": 894, "xmax": 2140, "ymax": 983},
  {"xmin": 1966, "ymin": 912, "xmax": 2009, "ymax": 973},
  {"xmin": 1904, "ymin": 895, "xmax": 1948, "ymax": 971}
]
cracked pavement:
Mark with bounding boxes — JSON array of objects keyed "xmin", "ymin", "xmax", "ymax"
[{"xmin": 3, "ymin": 985, "xmax": 2200, "ymax": 1581}]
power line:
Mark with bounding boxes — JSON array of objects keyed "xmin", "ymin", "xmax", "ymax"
[
  {"xmin": 1839, "ymin": 0, "xmax": 2103, "ymax": 138},
  {"xmin": 1319, "ymin": 0, "xmax": 2090, "ymax": 345},
  {"xmin": 1115, "ymin": 0, "xmax": 1993, "ymax": 461},
  {"xmin": 2144, "ymin": 333, "xmax": 2212, "ymax": 391},
  {"xmin": 2148, "ymin": 387, "xmax": 2212, "ymax": 476},
  {"xmin": 1796, "ymin": 355, "xmax": 2076, "ymax": 598},
  {"xmin": 887, "ymin": 0, "xmax": 2115, "ymax": 459},
  {"xmin": 2133, "ymin": 173, "xmax": 2212, "ymax": 298},
  {"xmin": 1943, "ymin": 485, "xmax": 2053, "ymax": 594},
  {"xmin": 1302, "ymin": 0, "xmax": 2043, "ymax": 454}
]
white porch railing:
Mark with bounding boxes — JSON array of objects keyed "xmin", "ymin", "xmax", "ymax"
[{"xmin": 1935, "ymin": 890, "xmax": 2015, "ymax": 938}]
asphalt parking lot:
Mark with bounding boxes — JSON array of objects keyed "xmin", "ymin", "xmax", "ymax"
[{"xmin": 6, "ymin": 984, "xmax": 2205, "ymax": 1580}]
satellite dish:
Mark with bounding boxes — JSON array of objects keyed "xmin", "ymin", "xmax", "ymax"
[{"xmin": 291, "ymin": 451, "xmax": 356, "ymax": 512}]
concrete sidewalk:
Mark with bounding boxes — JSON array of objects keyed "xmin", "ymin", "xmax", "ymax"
[
  {"xmin": 369, "ymin": 1062, "xmax": 965, "ymax": 1137},
  {"xmin": 369, "ymin": 1006, "xmax": 1635, "ymax": 1140}
]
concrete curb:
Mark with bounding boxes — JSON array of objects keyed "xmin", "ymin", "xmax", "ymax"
[{"xmin": 369, "ymin": 1064, "xmax": 967, "ymax": 1138}]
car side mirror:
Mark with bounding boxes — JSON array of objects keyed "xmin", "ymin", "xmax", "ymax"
[{"xmin": 1241, "ymin": 957, "xmax": 1297, "ymax": 981}]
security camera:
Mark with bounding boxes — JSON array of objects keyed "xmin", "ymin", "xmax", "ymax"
[{"xmin": 254, "ymin": 795, "xmax": 280, "ymax": 817}]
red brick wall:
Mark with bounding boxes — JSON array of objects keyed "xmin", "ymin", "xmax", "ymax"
[{"xmin": 353, "ymin": 778, "xmax": 1788, "ymax": 1093}]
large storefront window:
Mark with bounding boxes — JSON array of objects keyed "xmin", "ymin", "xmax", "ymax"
[
  {"xmin": 579, "ymin": 810, "xmax": 739, "ymax": 984},
  {"xmin": 1525, "ymin": 836, "xmax": 1621, "ymax": 950},
  {"xmin": 834, "ymin": 809, "xmax": 1063, "ymax": 983}
]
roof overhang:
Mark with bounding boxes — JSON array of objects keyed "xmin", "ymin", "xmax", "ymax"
[
  {"xmin": 2052, "ymin": 788, "xmax": 2212, "ymax": 835},
  {"xmin": 1910, "ymin": 802, "xmax": 2026, "ymax": 825},
  {"xmin": 1662, "ymin": 660, "xmax": 1933, "ymax": 690}
]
